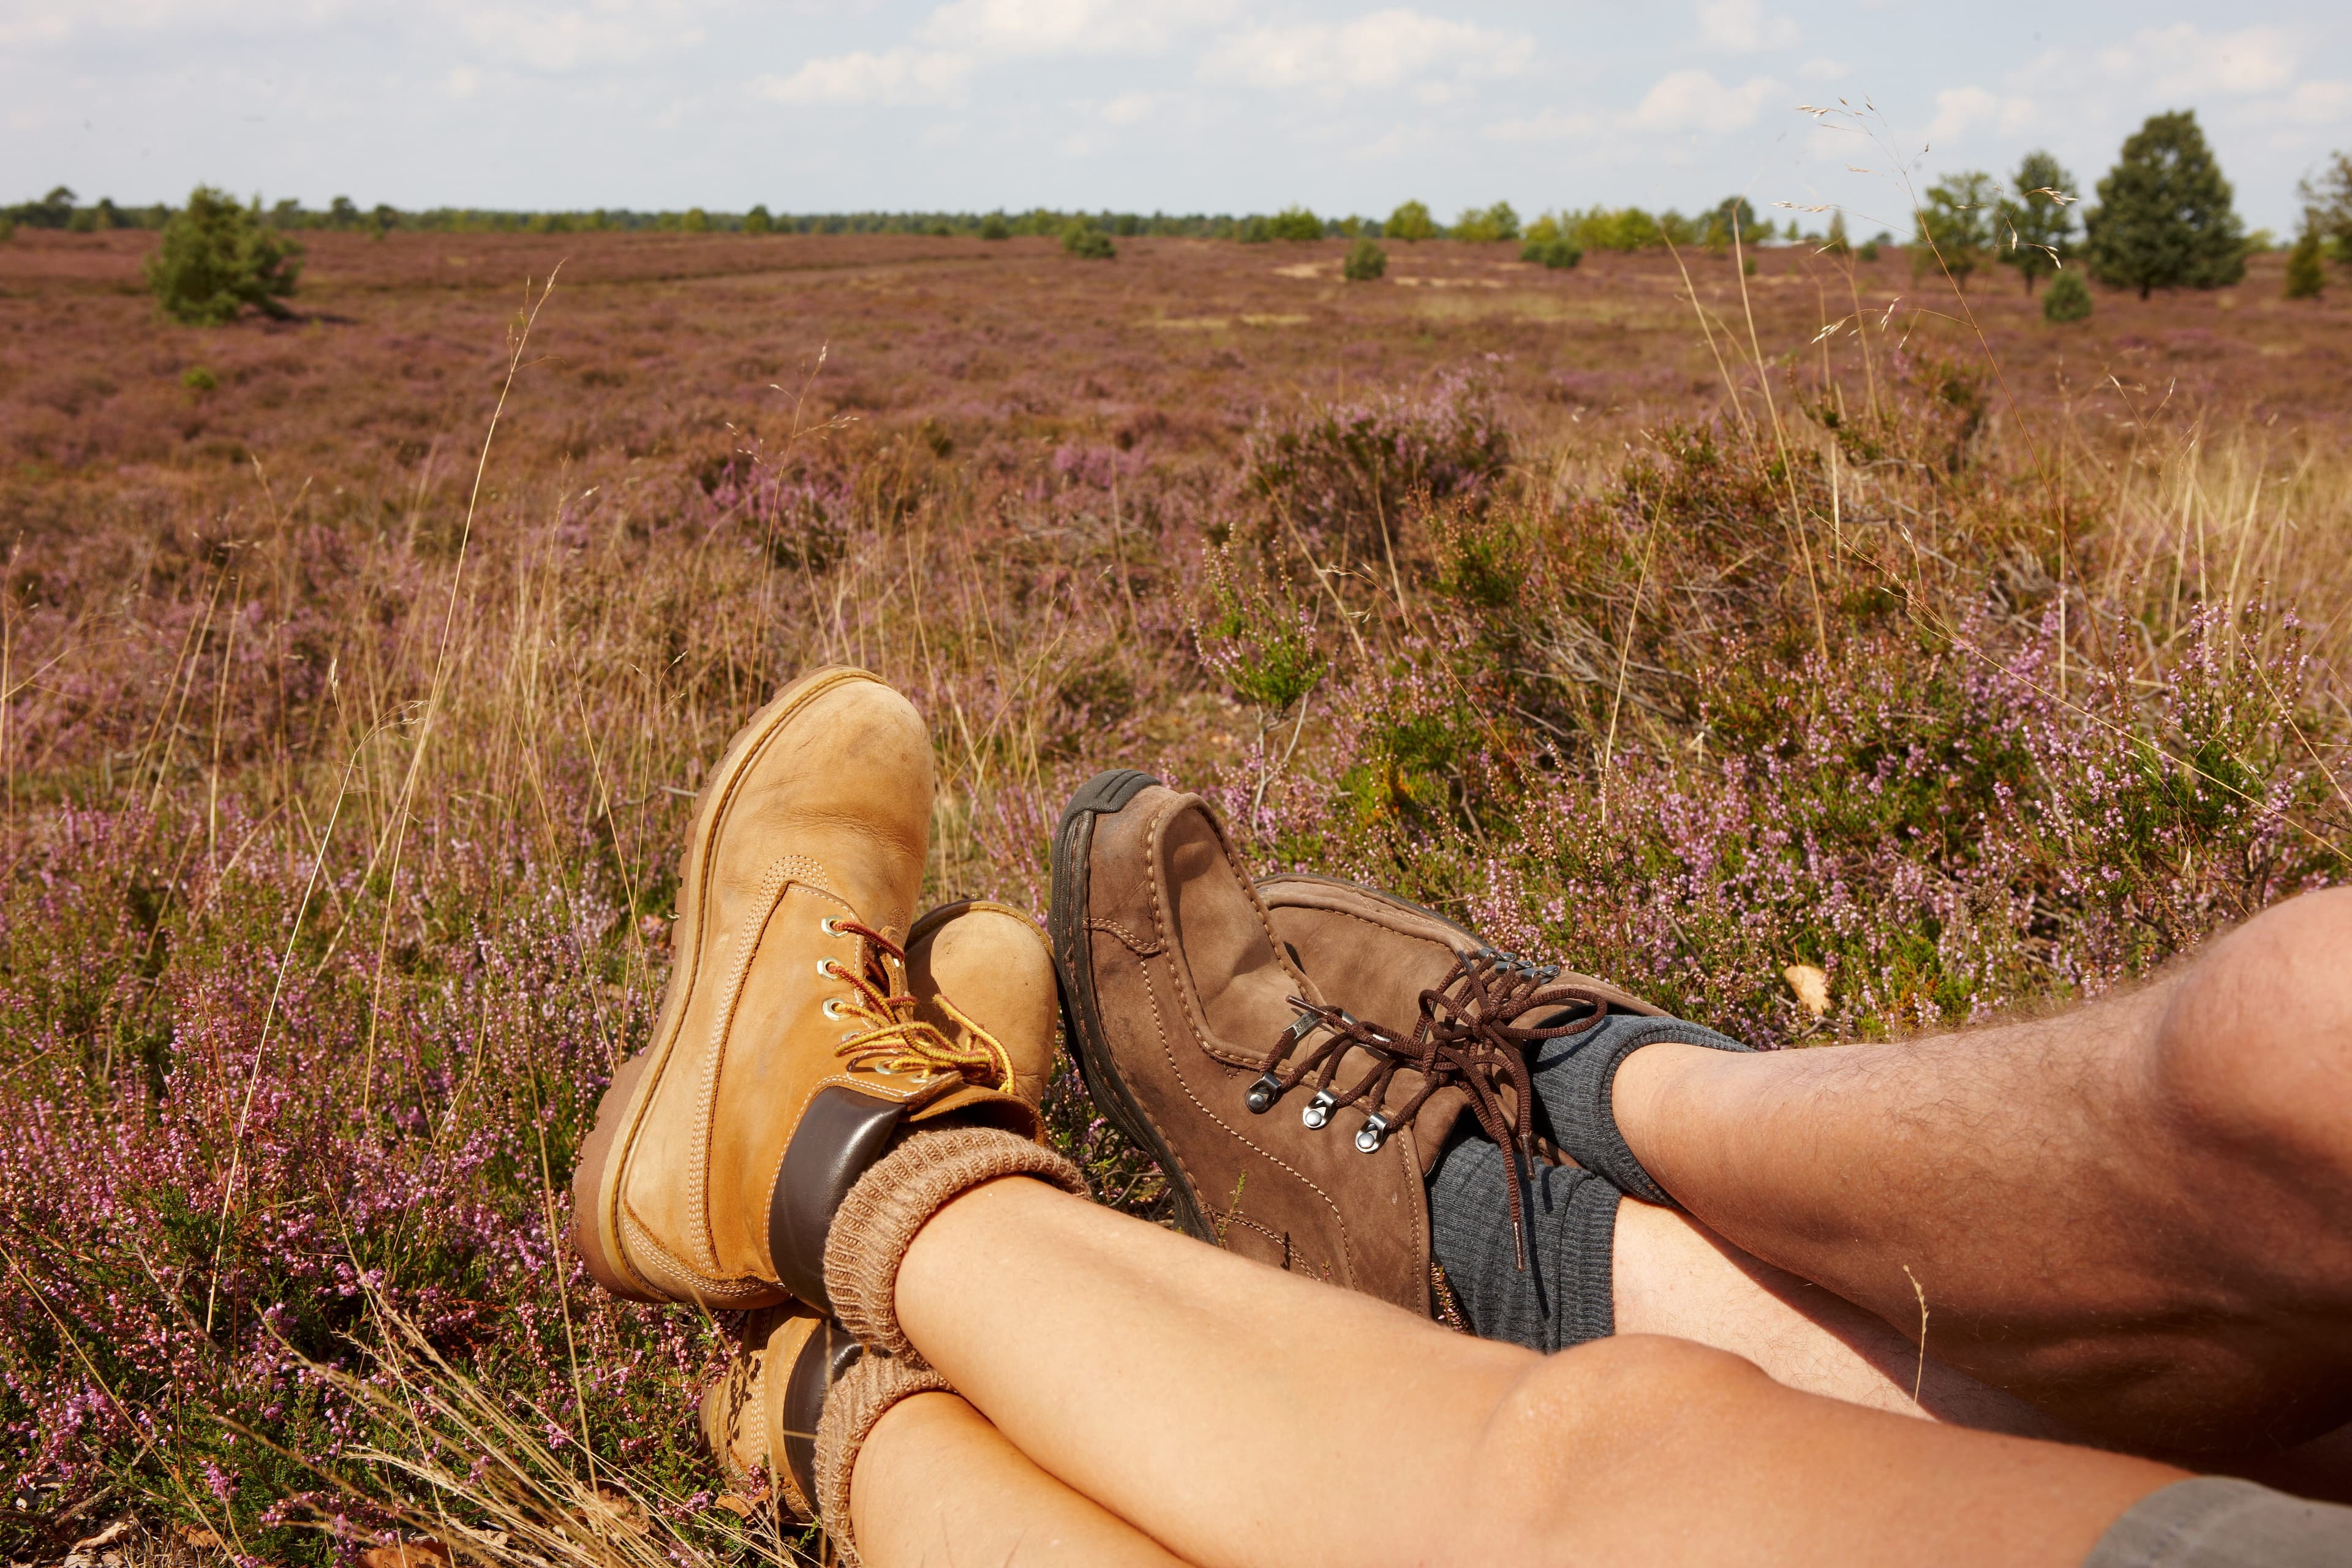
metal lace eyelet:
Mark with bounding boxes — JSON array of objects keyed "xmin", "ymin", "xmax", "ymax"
[
  {"xmin": 1355, "ymin": 1113, "xmax": 1393, "ymax": 1153},
  {"xmin": 1301, "ymin": 1090, "xmax": 1336, "ymax": 1130},
  {"xmin": 1245, "ymin": 1071, "xmax": 1283, "ymax": 1114},
  {"xmin": 840, "ymin": 1030, "xmax": 859, "ymax": 1044},
  {"xmin": 818, "ymin": 957, "xmax": 843, "ymax": 979},
  {"xmin": 823, "ymin": 998, "xmax": 850, "ymax": 1021},
  {"xmin": 820, "ymin": 916, "xmax": 845, "ymax": 937}
]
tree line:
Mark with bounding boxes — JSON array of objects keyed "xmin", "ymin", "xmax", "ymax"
[{"xmin": 18, "ymin": 107, "xmax": 2347, "ymax": 323}]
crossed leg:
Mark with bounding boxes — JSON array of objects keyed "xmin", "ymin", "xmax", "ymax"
[
  {"xmin": 851, "ymin": 1173, "xmax": 2180, "ymax": 1568},
  {"xmin": 1611, "ymin": 886, "xmax": 2352, "ymax": 1455}
]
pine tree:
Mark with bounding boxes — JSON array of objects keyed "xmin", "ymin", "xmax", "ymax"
[
  {"xmin": 1915, "ymin": 172, "xmax": 1997, "ymax": 287},
  {"xmin": 1385, "ymin": 200, "xmax": 1436, "ymax": 242},
  {"xmin": 2285, "ymin": 227, "xmax": 2325, "ymax": 300},
  {"xmin": 145, "ymin": 186, "xmax": 303, "ymax": 325},
  {"xmin": 2300, "ymin": 152, "xmax": 2352, "ymax": 260},
  {"xmin": 2082, "ymin": 110, "xmax": 2247, "ymax": 300},
  {"xmin": 1823, "ymin": 210, "xmax": 1850, "ymax": 255},
  {"xmin": 1996, "ymin": 150, "xmax": 2077, "ymax": 294}
]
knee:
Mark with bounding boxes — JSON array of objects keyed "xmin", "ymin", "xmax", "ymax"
[
  {"xmin": 2152, "ymin": 888, "xmax": 2352, "ymax": 1175},
  {"xmin": 1463, "ymin": 1335, "xmax": 1772, "ymax": 1558}
]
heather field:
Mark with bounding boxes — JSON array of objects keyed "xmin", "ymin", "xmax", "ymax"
[{"xmin": 2, "ymin": 227, "xmax": 2351, "ymax": 1566}]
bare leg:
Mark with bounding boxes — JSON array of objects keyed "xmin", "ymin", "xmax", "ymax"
[
  {"xmin": 1611, "ymin": 886, "xmax": 2352, "ymax": 1452},
  {"xmin": 893, "ymin": 1175, "xmax": 2178, "ymax": 1568},
  {"xmin": 1613, "ymin": 1199, "xmax": 2073, "ymax": 1437},
  {"xmin": 851, "ymin": 1390, "xmax": 1189, "ymax": 1567}
]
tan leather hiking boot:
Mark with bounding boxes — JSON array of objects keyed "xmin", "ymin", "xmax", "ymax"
[
  {"xmin": 701, "ymin": 898, "xmax": 1058, "ymax": 1518},
  {"xmin": 1052, "ymin": 774, "xmax": 1670, "ymax": 1316},
  {"xmin": 571, "ymin": 668, "xmax": 1036, "ymax": 1313},
  {"xmin": 702, "ymin": 1306, "xmax": 860, "ymax": 1523}
]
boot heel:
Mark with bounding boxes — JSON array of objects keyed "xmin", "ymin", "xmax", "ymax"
[{"xmin": 569, "ymin": 1052, "xmax": 666, "ymax": 1302}]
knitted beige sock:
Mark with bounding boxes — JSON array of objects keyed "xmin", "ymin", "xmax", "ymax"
[
  {"xmin": 824, "ymin": 1126, "xmax": 1085, "ymax": 1362},
  {"xmin": 812, "ymin": 1351, "xmax": 955, "ymax": 1568}
]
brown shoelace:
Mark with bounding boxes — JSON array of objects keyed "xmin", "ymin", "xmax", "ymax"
[{"xmin": 1243, "ymin": 950, "xmax": 1620, "ymax": 1269}]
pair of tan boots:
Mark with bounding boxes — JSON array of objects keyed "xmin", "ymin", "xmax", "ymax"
[{"xmin": 568, "ymin": 668, "xmax": 1074, "ymax": 1539}]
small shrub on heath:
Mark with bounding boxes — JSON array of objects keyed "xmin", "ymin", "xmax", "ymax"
[
  {"xmin": 1063, "ymin": 223, "xmax": 1115, "ymax": 259},
  {"xmin": 2043, "ymin": 269, "xmax": 2094, "ymax": 322},
  {"xmin": 1343, "ymin": 237, "xmax": 1387, "ymax": 281}
]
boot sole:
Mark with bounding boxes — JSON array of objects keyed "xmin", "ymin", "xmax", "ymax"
[
  {"xmin": 572, "ymin": 664, "xmax": 884, "ymax": 1304},
  {"xmin": 1047, "ymin": 770, "xmax": 1215, "ymax": 1245}
]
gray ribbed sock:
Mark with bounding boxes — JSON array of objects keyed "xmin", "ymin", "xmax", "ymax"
[
  {"xmin": 1427, "ymin": 1137, "xmax": 1621, "ymax": 1351},
  {"xmin": 1528, "ymin": 1013, "xmax": 1750, "ymax": 1207}
]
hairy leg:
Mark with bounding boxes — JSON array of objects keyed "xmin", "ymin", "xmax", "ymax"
[
  {"xmin": 851, "ymin": 1390, "xmax": 1190, "ymax": 1567},
  {"xmin": 1611, "ymin": 886, "xmax": 2352, "ymax": 1451},
  {"xmin": 895, "ymin": 1175, "xmax": 2177, "ymax": 1568}
]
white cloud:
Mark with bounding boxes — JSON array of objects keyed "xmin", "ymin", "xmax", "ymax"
[
  {"xmin": 1204, "ymin": 9, "xmax": 1529, "ymax": 91},
  {"xmin": 1798, "ymin": 56, "xmax": 1847, "ymax": 82},
  {"xmin": 1485, "ymin": 106, "xmax": 1599, "ymax": 142},
  {"xmin": 445, "ymin": 62, "xmax": 481, "ymax": 97},
  {"xmin": 2092, "ymin": 24, "xmax": 2293, "ymax": 99},
  {"xmin": 1924, "ymin": 85, "xmax": 2034, "ymax": 147},
  {"xmin": 450, "ymin": 4, "xmax": 709, "ymax": 72},
  {"xmin": 2285, "ymin": 80, "xmax": 2352, "ymax": 127},
  {"xmin": 1102, "ymin": 89, "xmax": 1153, "ymax": 124},
  {"xmin": 753, "ymin": 47, "xmax": 973, "ymax": 105},
  {"xmin": 1632, "ymin": 69, "xmax": 1780, "ymax": 133},
  {"xmin": 918, "ymin": 0, "xmax": 1225, "ymax": 58},
  {"xmin": 1697, "ymin": 0, "xmax": 1797, "ymax": 55}
]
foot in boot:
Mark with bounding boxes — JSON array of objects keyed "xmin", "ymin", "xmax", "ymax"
[
  {"xmin": 570, "ymin": 668, "xmax": 1039, "ymax": 1311},
  {"xmin": 1051, "ymin": 772, "xmax": 1460, "ymax": 1313},
  {"xmin": 700, "ymin": 897, "xmax": 1063, "ymax": 1510}
]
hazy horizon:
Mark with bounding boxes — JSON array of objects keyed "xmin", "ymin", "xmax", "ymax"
[{"xmin": 5, "ymin": 1, "xmax": 2348, "ymax": 236}]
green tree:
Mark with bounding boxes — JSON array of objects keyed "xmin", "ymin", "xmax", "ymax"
[
  {"xmin": 1063, "ymin": 222, "xmax": 1115, "ymax": 259},
  {"xmin": 681, "ymin": 206, "xmax": 710, "ymax": 232},
  {"xmin": 145, "ymin": 185, "xmax": 304, "ymax": 324},
  {"xmin": 20, "ymin": 186, "xmax": 76, "ymax": 228},
  {"xmin": 1823, "ymin": 209, "xmax": 1850, "ymax": 255},
  {"xmin": 1342, "ymin": 236, "xmax": 1387, "ymax": 281},
  {"xmin": 1385, "ymin": 199, "xmax": 1436, "ymax": 241},
  {"xmin": 2285, "ymin": 225, "xmax": 2325, "ymax": 299},
  {"xmin": 2043, "ymin": 269, "xmax": 2092, "ymax": 323},
  {"xmin": 2082, "ymin": 110, "xmax": 2247, "ymax": 299},
  {"xmin": 1703, "ymin": 195, "xmax": 1758, "ymax": 252},
  {"xmin": 979, "ymin": 212, "xmax": 1012, "ymax": 240},
  {"xmin": 1915, "ymin": 171, "xmax": 1997, "ymax": 286},
  {"xmin": 1452, "ymin": 201, "xmax": 1519, "ymax": 242},
  {"xmin": 1995, "ymin": 151, "xmax": 2078, "ymax": 293},
  {"xmin": 2299, "ymin": 151, "xmax": 2352, "ymax": 260},
  {"xmin": 744, "ymin": 204, "xmax": 774, "ymax": 235},
  {"xmin": 1268, "ymin": 205, "xmax": 1322, "ymax": 241}
]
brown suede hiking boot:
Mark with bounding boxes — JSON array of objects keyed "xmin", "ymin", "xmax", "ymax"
[
  {"xmin": 1253, "ymin": 873, "xmax": 1664, "ymax": 1042},
  {"xmin": 1053, "ymin": 774, "xmax": 1674, "ymax": 1314},
  {"xmin": 701, "ymin": 898, "xmax": 1058, "ymax": 1517},
  {"xmin": 1050, "ymin": 772, "xmax": 1438, "ymax": 1311},
  {"xmin": 571, "ymin": 668, "xmax": 1036, "ymax": 1313}
]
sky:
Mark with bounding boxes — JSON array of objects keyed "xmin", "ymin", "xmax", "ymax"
[{"xmin": 4, "ymin": 1, "xmax": 2350, "ymax": 235}]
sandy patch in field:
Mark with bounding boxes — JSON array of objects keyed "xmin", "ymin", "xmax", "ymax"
[{"xmin": 1273, "ymin": 263, "xmax": 1324, "ymax": 279}]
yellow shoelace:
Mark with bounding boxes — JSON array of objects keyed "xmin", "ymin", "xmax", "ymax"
[{"xmin": 828, "ymin": 919, "xmax": 1015, "ymax": 1091}]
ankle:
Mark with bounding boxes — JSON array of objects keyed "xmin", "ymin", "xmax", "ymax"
[
  {"xmin": 826, "ymin": 1126, "xmax": 1085, "ymax": 1362},
  {"xmin": 1607, "ymin": 1041, "xmax": 1717, "ymax": 1195}
]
